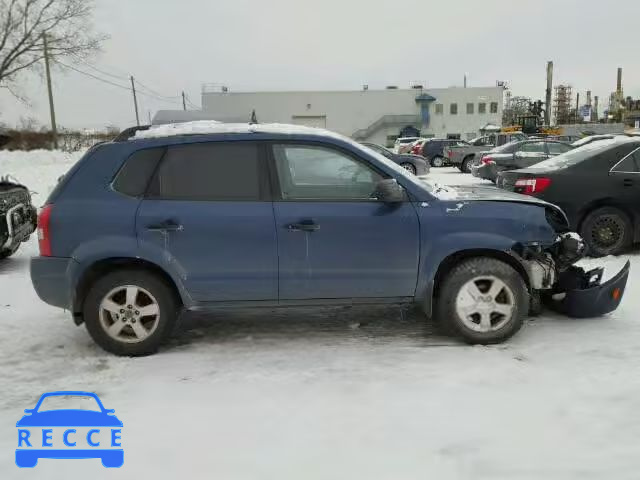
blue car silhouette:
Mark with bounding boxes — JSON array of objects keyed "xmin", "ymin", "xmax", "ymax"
[{"xmin": 16, "ymin": 391, "xmax": 123, "ymax": 468}]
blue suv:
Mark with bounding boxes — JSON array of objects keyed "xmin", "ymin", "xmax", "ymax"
[{"xmin": 30, "ymin": 122, "xmax": 629, "ymax": 355}]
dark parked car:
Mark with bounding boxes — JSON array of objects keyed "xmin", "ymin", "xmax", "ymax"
[
  {"xmin": 472, "ymin": 140, "xmax": 573, "ymax": 183},
  {"xmin": 360, "ymin": 142, "xmax": 429, "ymax": 175},
  {"xmin": 0, "ymin": 175, "xmax": 37, "ymax": 259},
  {"xmin": 30, "ymin": 122, "xmax": 628, "ymax": 355},
  {"xmin": 421, "ymin": 139, "xmax": 469, "ymax": 167},
  {"xmin": 498, "ymin": 136, "xmax": 640, "ymax": 256},
  {"xmin": 444, "ymin": 132, "xmax": 528, "ymax": 173}
]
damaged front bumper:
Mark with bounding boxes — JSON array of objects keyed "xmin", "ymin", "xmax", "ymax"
[
  {"xmin": 546, "ymin": 261, "xmax": 630, "ymax": 318},
  {"xmin": 519, "ymin": 233, "xmax": 630, "ymax": 318}
]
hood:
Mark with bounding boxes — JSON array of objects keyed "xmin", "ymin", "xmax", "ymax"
[
  {"xmin": 432, "ymin": 184, "xmax": 554, "ymax": 208},
  {"xmin": 16, "ymin": 409, "xmax": 123, "ymax": 427}
]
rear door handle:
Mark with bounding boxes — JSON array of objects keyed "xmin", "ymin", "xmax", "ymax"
[
  {"xmin": 287, "ymin": 221, "xmax": 320, "ymax": 232},
  {"xmin": 623, "ymin": 179, "xmax": 633, "ymax": 187},
  {"xmin": 146, "ymin": 220, "xmax": 184, "ymax": 232}
]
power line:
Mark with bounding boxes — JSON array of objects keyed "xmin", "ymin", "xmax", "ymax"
[
  {"xmin": 185, "ymin": 93, "xmax": 199, "ymax": 109},
  {"xmin": 135, "ymin": 79, "xmax": 180, "ymax": 101},
  {"xmin": 70, "ymin": 54, "xmax": 186, "ymax": 105},
  {"xmin": 54, "ymin": 60, "xmax": 132, "ymax": 91},
  {"xmin": 71, "ymin": 56, "xmax": 129, "ymax": 82},
  {"xmin": 56, "ymin": 60, "xmax": 183, "ymax": 107}
]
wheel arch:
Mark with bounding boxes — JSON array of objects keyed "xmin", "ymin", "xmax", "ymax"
[
  {"xmin": 577, "ymin": 199, "xmax": 635, "ymax": 233},
  {"xmin": 423, "ymin": 248, "xmax": 530, "ymax": 318},
  {"xmin": 72, "ymin": 257, "xmax": 185, "ymax": 324}
]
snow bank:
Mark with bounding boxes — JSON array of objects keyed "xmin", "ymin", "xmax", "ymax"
[{"xmin": 0, "ymin": 149, "xmax": 84, "ymax": 205}]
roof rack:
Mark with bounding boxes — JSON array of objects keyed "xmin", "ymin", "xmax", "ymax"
[{"xmin": 113, "ymin": 125, "xmax": 151, "ymax": 142}]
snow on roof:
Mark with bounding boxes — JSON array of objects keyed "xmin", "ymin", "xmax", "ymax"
[{"xmin": 133, "ymin": 121, "xmax": 342, "ymax": 141}]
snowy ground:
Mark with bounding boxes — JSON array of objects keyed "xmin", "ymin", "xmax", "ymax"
[{"xmin": 1, "ymin": 152, "xmax": 640, "ymax": 479}]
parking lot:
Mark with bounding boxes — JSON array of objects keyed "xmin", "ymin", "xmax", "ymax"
[{"xmin": 1, "ymin": 151, "xmax": 639, "ymax": 479}]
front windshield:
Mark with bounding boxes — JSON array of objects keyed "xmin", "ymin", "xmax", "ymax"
[{"xmin": 37, "ymin": 394, "xmax": 102, "ymax": 412}]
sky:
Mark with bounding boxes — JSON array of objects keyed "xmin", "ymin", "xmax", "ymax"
[{"xmin": 1, "ymin": 0, "xmax": 639, "ymax": 130}]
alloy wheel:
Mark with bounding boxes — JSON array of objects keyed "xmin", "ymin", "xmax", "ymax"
[
  {"xmin": 99, "ymin": 285, "xmax": 161, "ymax": 343},
  {"xmin": 455, "ymin": 276, "xmax": 515, "ymax": 332}
]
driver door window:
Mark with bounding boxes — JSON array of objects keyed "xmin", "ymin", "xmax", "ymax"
[{"xmin": 273, "ymin": 145, "xmax": 384, "ymax": 200}]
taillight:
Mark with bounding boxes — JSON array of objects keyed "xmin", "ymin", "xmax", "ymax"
[
  {"xmin": 514, "ymin": 177, "xmax": 552, "ymax": 195},
  {"xmin": 38, "ymin": 204, "xmax": 53, "ymax": 257},
  {"xmin": 481, "ymin": 156, "xmax": 494, "ymax": 165}
]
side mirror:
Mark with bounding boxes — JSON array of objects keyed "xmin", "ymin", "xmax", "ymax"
[
  {"xmin": 374, "ymin": 179, "xmax": 406, "ymax": 203},
  {"xmin": 24, "ymin": 409, "xmax": 34, "ymax": 414}
]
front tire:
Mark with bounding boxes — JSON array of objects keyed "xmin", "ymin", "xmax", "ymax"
[
  {"xmin": 461, "ymin": 156, "xmax": 473, "ymax": 173},
  {"xmin": 83, "ymin": 269, "xmax": 179, "ymax": 356},
  {"xmin": 435, "ymin": 258, "xmax": 528, "ymax": 344},
  {"xmin": 580, "ymin": 207, "xmax": 632, "ymax": 257}
]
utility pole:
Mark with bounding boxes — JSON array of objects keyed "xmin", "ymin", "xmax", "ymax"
[
  {"xmin": 544, "ymin": 61, "xmax": 553, "ymax": 125},
  {"xmin": 130, "ymin": 76, "xmax": 140, "ymax": 126},
  {"xmin": 43, "ymin": 34, "xmax": 58, "ymax": 149},
  {"xmin": 182, "ymin": 91, "xmax": 187, "ymax": 111},
  {"xmin": 576, "ymin": 92, "xmax": 580, "ymax": 124}
]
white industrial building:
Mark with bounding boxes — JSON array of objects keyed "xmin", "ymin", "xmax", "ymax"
[{"xmin": 155, "ymin": 85, "xmax": 504, "ymax": 147}]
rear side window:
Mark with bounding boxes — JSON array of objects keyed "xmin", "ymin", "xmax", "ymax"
[
  {"xmin": 546, "ymin": 143, "xmax": 572, "ymax": 155},
  {"xmin": 148, "ymin": 142, "xmax": 262, "ymax": 200},
  {"xmin": 518, "ymin": 142, "xmax": 546, "ymax": 153},
  {"xmin": 113, "ymin": 148, "xmax": 164, "ymax": 197},
  {"xmin": 611, "ymin": 147, "xmax": 640, "ymax": 173}
]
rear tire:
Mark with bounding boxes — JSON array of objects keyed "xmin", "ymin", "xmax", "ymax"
[
  {"xmin": 400, "ymin": 163, "xmax": 417, "ymax": 175},
  {"xmin": 435, "ymin": 258, "xmax": 528, "ymax": 344},
  {"xmin": 580, "ymin": 206, "xmax": 632, "ymax": 257},
  {"xmin": 461, "ymin": 156, "xmax": 473, "ymax": 173},
  {"xmin": 430, "ymin": 156, "xmax": 445, "ymax": 168},
  {"xmin": 83, "ymin": 269, "xmax": 179, "ymax": 356}
]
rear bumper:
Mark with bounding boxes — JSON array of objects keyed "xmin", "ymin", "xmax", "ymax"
[
  {"xmin": 471, "ymin": 163, "xmax": 497, "ymax": 181},
  {"xmin": 30, "ymin": 256, "xmax": 74, "ymax": 309},
  {"xmin": 416, "ymin": 162, "xmax": 429, "ymax": 176},
  {"xmin": 547, "ymin": 261, "xmax": 630, "ymax": 318}
]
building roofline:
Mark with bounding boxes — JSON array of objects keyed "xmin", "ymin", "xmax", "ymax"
[{"xmin": 202, "ymin": 86, "xmax": 504, "ymax": 95}]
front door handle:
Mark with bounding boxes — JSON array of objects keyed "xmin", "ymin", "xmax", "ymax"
[
  {"xmin": 287, "ymin": 221, "xmax": 320, "ymax": 232},
  {"xmin": 146, "ymin": 220, "xmax": 184, "ymax": 232},
  {"xmin": 623, "ymin": 179, "xmax": 633, "ymax": 187}
]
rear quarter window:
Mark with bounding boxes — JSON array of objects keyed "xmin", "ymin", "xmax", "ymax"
[
  {"xmin": 112, "ymin": 148, "xmax": 165, "ymax": 197},
  {"xmin": 147, "ymin": 142, "xmax": 263, "ymax": 201}
]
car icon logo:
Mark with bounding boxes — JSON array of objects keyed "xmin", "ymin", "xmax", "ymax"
[{"xmin": 16, "ymin": 391, "xmax": 123, "ymax": 468}]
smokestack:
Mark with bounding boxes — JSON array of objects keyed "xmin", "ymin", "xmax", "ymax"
[
  {"xmin": 617, "ymin": 68, "xmax": 623, "ymax": 94},
  {"xmin": 545, "ymin": 61, "xmax": 553, "ymax": 125}
]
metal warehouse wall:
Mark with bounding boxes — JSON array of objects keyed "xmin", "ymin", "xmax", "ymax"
[{"xmin": 201, "ymin": 87, "xmax": 504, "ymax": 143}]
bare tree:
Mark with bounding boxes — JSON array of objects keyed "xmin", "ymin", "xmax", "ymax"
[{"xmin": 0, "ymin": 0, "xmax": 105, "ymax": 88}]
